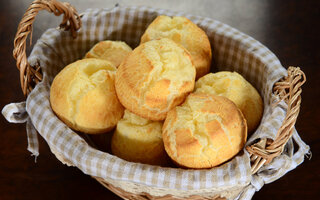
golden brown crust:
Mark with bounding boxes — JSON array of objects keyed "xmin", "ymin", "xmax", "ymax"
[
  {"xmin": 50, "ymin": 58, "xmax": 124, "ymax": 134},
  {"xmin": 115, "ymin": 38, "xmax": 196, "ymax": 121},
  {"xmin": 162, "ymin": 93, "xmax": 247, "ymax": 169},
  {"xmin": 141, "ymin": 15, "xmax": 212, "ymax": 79},
  {"xmin": 85, "ymin": 40, "xmax": 132, "ymax": 67},
  {"xmin": 195, "ymin": 71, "xmax": 263, "ymax": 133}
]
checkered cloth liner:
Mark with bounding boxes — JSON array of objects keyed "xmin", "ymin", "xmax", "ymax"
[{"xmin": 2, "ymin": 6, "xmax": 310, "ymax": 199}]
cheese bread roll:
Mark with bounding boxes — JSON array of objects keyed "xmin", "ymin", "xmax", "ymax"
[
  {"xmin": 141, "ymin": 16, "xmax": 212, "ymax": 79},
  {"xmin": 111, "ymin": 110, "xmax": 168, "ymax": 166},
  {"xmin": 50, "ymin": 58, "xmax": 124, "ymax": 134},
  {"xmin": 115, "ymin": 38, "xmax": 196, "ymax": 121},
  {"xmin": 163, "ymin": 93, "xmax": 247, "ymax": 168},
  {"xmin": 85, "ymin": 40, "xmax": 132, "ymax": 67}
]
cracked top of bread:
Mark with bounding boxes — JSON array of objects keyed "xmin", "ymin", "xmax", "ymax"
[
  {"xmin": 162, "ymin": 93, "xmax": 247, "ymax": 169},
  {"xmin": 141, "ymin": 15, "xmax": 212, "ymax": 79},
  {"xmin": 85, "ymin": 40, "xmax": 132, "ymax": 68},
  {"xmin": 115, "ymin": 38, "xmax": 196, "ymax": 121},
  {"xmin": 195, "ymin": 71, "xmax": 263, "ymax": 133},
  {"xmin": 50, "ymin": 58, "xmax": 124, "ymax": 134}
]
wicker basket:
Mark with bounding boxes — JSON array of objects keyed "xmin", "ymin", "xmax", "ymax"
[{"xmin": 8, "ymin": 0, "xmax": 309, "ymax": 199}]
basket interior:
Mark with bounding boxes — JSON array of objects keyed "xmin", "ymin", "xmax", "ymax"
[{"xmin": 26, "ymin": 6, "xmax": 288, "ymax": 193}]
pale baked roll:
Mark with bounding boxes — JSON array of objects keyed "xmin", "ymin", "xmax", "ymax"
[
  {"xmin": 50, "ymin": 58, "xmax": 124, "ymax": 134},
  {"xmin": 85, "ymin": 40, "xmax": 132, "ymax": 67},
  {"xmin": 163, "ymin": 93, "xmax": 247, "ymax": 169},
  {"xmin": 141, "ymin": 15, "xmax": 212, "ymax": 79},
  {"xmin": 195, "ymin": 71, "xmax": 263, "ymax": 133},
  {"xmin": 115, "ymin": 38, "xmax": 196, "ymax": 121},
  {"xmin": 111, "ymin": 110, "xmax": 168, "ymax": 165}
]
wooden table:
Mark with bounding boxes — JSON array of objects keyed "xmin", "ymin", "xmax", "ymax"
[{"xmin": 0, "ymin": 0, "xmax": 319, "ymax": 199}]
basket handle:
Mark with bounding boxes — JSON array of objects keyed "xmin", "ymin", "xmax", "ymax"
[
  {"xmin": 13, "ymin": 0, "xmax": 81, "ymax": 96},
  {"xmin": 246, "ymin": 66, "xmax": 306, "ymax": 174}
]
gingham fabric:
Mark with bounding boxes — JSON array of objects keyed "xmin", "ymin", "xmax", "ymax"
[
  {"xmin": 2, "ymin": 102, "xmax": 39, "ymax": 160},
  {"xmin": 2, "ymin": 6, "xmax": 310, "ymax": 199}
]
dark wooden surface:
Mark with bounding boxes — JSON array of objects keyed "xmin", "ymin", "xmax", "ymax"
[{"xmin": 0, "ymin": 0, "xmax": 319, "ymax": 199}]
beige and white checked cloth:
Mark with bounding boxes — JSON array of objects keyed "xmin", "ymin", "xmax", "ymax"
[{"xmin": 2, "ymin": 6, "xmax": 310, "ymax": 199}]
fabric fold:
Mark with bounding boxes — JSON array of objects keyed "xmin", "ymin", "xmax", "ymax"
[{"xmin": 2, "ymin": 102, "xmax": 40, "ymax": 161}]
